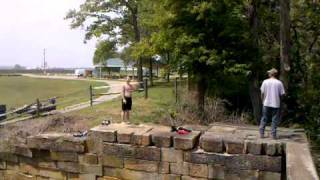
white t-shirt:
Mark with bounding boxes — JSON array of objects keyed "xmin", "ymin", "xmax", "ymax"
[{"xmin": 260, "ymin": 78, "xmax": 285, "ymax": 108}]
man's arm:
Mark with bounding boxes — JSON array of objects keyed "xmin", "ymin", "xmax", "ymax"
[{"xmin": 261, "ymin": 93, "xmax": 265, "ymax": 102}]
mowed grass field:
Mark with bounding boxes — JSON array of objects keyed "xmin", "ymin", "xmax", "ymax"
[{"xmin": 0, "ymin": 76, "xmax": 106, "ymax": 110}]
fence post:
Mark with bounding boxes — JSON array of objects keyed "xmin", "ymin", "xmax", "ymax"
[
  {"xmin": 175, "ymin": 77, "xmax": 178, "ymax": 103},
  {"xmin": 36, "ymin": 98, "xmax": 41, "ymax": 117},
  {"xmin": 144, "ymin": 79, "xmax": 148, "ymax": 99},
  {"xmin": 89, "ymin": 85, "xmax": 93, "ymax": 107}
]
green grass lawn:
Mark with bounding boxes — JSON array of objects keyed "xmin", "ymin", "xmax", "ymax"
[
  {"xmin": 67, "ymin": 81, "xmax": 176, "ymax": 127},
  {"xmin": 0, "ymin": 76, "xmax": 106, "ymax": 110}
]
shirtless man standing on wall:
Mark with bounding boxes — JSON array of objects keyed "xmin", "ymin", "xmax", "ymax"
[{"xmin": 121, "ymin": 76, "xmax": 135, "ymax": 121}]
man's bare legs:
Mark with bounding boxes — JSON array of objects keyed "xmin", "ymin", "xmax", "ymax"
[{"xmin": 122, "ymin": 111, "xmax": 130, "ymax": 121}]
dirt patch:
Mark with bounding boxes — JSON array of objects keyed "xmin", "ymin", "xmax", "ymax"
[{"xmin": 0, "ymin": 113, "xmax": 91, "ymax": 148}]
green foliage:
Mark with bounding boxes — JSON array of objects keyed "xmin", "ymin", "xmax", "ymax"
[{"xmin": 93, "ymin": 40, "xmax": 117, "ymax": 65}]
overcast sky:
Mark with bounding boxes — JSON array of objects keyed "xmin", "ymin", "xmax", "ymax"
[{"xmin": 0, "ymin": 0, "xmax": 96, "ymax": 68}]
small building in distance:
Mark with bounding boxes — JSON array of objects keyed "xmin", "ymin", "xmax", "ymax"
[{"xmin": 94, "ymin": 58, "xmax": 162, "ymax": 79}]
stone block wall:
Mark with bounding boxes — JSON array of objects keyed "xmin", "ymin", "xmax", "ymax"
[{"xmin": 0, "ymin": 123, "xmax": 317, "ymax": 180}]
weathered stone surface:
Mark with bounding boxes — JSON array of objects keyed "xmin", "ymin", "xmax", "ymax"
[
  {"xmin": 124, "ymin": 158, "xmax": 159, "ymax": 172},
  {"xmin": 67, "ymin": 173, "xmax": 79, "ymax": 180},
  {"xmin": 50, "ymin": 151, "xmax": 78, "ymax": 162},
  {"xmin": 14, "ymin": 146, "xmax": 32, "ymax": 157},
  {"xmin": 159, "ymin": 162, "xmax": 169, "ymax": 174},
  {"xmin": 208, "ymin": 165, "xmax": 224, "ymax": 179},
  {"xmin": 37, "ymin": 161, "xmax": 57, "ymax": 169},
  {"xmin": 90, "ymin": 126, "xmax": 117, "ymax": 143},
  {"xmin": 286, "ymin": 142, "xmax": 319, "ymax": 180},
  {"xmin": 20, "ymin": 163, "xmax": 38, "ymax": 175},
  {"xmin": 181, "ymin": 176, "xmax": 206, "ymax": 180},
  {"xmin": 79, "ymin": 174, "xmax": 96, "ymax": 180},
  {"xmin": 245, "ymin": 140, "xmax": 262, "ymax": 155},
  {"xmin": 97, "ymin": 176, "xmax": 121, "ymax": 180},
  {"xmin": 79, "ymin": 153, "xmax": 98, "ymax": 164},
  {"xmin": 57, "ymin": 161, "xmax": 80, "ymax": 173},
  {"xmin": 27, "ymin": 133, "xmax": 85, "ymax": 153},
  {"xmin": 200, "ymin": 133, "xmax": 224, "ymax": 153},
  {"xmin": 224, "ymin": 136, "xmax": 245, "ymax": 154},
  {"xmin": 135, "ymin": 146, "xmax": 160, "ymax": 161},
  {"xmin": 101, "ymin": 155, "xmax": 124, "ymax": 168},
  {"xmin": 0, "ymin": 161, "xmax": 6, "ymax": 170},
  {"xmin": 208, "ymin": 125, "xmax": 237, "ymax": 133},
  {"xmin": 161, "ymin": 148, "xmax": 183, "ymax": 163},
  {"xmin": 150, "ymin": 126, "xmax": 173, "ymax": 148},
  {"xmin": 103, "ymin": 143, "xmax": 136, "ymax": 157},
  {"xmin": 132, "ymin": 129, "xmax": 152, "ymax": 146},
  {"xmin": 173, "ymin": 131, "xmax": 201, "ymax": 150},
  {"xmin": 259, "ymin": 171, "xmax": 281, "ymax": 180},
  {"xmin": 238, "ymin": 170, "xmax": 259, "ymax": 180},
  {"xmin": 80, "ymin": 164, "xmax": 103, "ymax": 176},
  {"xmin": 6, "ymin": 162, "xmax": 20, "ymax": 171},
  {"xmin": 0, "ymin": 153, "xmax": 19, "ymax": 163},
  {"xmin": 160, "ymin": 174, "xmax": 181, "ymax": 180},
  {"xmin": 170, "ymin": 162, "xmax": 189, "ymax": 175},
  {"xmin": 16, "ymin": 173, "xmax": 36, "ymax": 180},
  {"xmin": 184, "ymin": 149, "xmax": 226, "ymax": 165},
  {"xmin": 189, "ymin": 163, "xmax": 208, "ymax": 178},
  {"xmin": 103, "ymin": 167, "xmax": 158, "ymax": 179},
  {"xmin": 38, "ymin": 169, "xmax": 66, "ymax": 179}
]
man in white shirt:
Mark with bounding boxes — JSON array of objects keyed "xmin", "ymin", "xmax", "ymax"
[{"xmin": 259, "ymin": 68, "xmax": 286, "ymax": 139}]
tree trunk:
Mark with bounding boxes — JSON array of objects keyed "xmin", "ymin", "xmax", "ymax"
[
  {"xmin": 132, "ymin": 6, "xmax": 143, "ymax": 82},
  {"xmin": 280, "ymin": 0, "xmax": 291, "ymax": 90},
  {"xmin": 149, "ymin": 58, "xmax": 153, "ymax": 86},
  {"xmin": 249, "ymin": 74, "xmax": 262, "ymax": 124},
  {"xmin": 248, "ymin": 0, "xmax": 262, "ymax": 123},
  {"xmin": 166, "ymin": 52, "xmax": 171, "ymax": 82}
]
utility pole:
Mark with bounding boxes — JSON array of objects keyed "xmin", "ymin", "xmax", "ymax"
[{"xmin": 43, "ymin": 48, "xmax": 47, "ymax": 75}]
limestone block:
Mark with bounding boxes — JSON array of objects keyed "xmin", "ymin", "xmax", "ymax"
[
  {"xmin": 181, "ymin": 176, "xmax": 207, "ymax": 180},
  {"xmin": 79, "ymin": 153, "xmax": 99, "ymax": 164},
  {"xmin": 20, "ymin": 163, "xmax": 39, "ymax": 175},
  {"xmin": 245, "ymin": 140, "xmax": 262, "ymax": 155},
  {"xmin": 90, "ymin": 126, "xmax": 117, "ymax": 143},
  {"xmin": 31, "ymin": 149, "xmax": 51, "ymax": 161},
  {"xmin": 259, "ymin": 171, "xmax": 281, "ymax": 180},
  {"xmin": 160, "ymin": 174, "xmax": 181, "ymax": 180},
  {"xmin": 101, "ymin": 155, "xmax": 124, "ymax": 168},
  {"xmin": 224, "ymin": 136, "xmax": 245, "ymax": 154},
  {"xmin": 16, "ymin": 173, "xmax": 36, "ymax": 180},
  {"xmin": 239, "ymin": 170, "xmax": 259, "ymax": 180},
  {"xmin": 135, "ymin": 146, "xmax": 160, "ymax": 161},
  {"xmin": 0, "ymin": 152, "xmax": 19, "ymax": 163},
  {"xmin": 170, "ymin": 162, "xmax": 190, "ymax": 175},
  {"xmin": 38, "ymin": 169, "xmax": 66, "ymax": 179},
  {"xmin": 207, "ymin": 125, "xmax": 237, "ymax": 134},
  {"xmin": 184, "ymin": 149, "xmax": 226, "ymax": 165},
  {"xmin": 159, "ymin": 162, "xmax": 169, "ymax": 174},
  {"xmin": 98, "ymin": 177, "xmax": 122, "ymax": 180},
  {"xmin": 67, "ymin": 173, "xmax": 79, "ymax": 180},
  {"xmin": 79, "ymin": 174, "xmax": 96, "ymax": 180},
  {"xmin": 189, "ymin": 163, "xmax": 208, "ymax": 178},
  {"xmin": 0, "ymin": 161, "xmax": 6, "ymax": 170},
  {"xmin": 103, "ymin": 143, "xmax": 136, "ymax": 157},
  {"xmin": 37, "ymin": 161, "xmax": 57, "ymax": 170},
  {"xmin": 14, "ymin": 146, "xmax": 33, "ymax": 158},
  {"xmin": 247, "ymin": 155, "xmax": 282, "ymax": 172},
  {"xmin": 124, "ymin": 158, "xmax": 159, "ymax": 172},
  {"xmin": 103, "ymin": 167, "xmax": 159, "ymax": 179},
  {"xmin": 57, "ymin": 161, "xmax": 80, "ymax": 173},
  {"xmin": 80, "ymin": 164, "xmax": 103, "ymax": 176},
  {"xmin": 199, "ymin": 133, "xmax": 224, "ymax": 153},
  {"xmin": 208, "ymin": 165, "xmax": 224, "ymax": 179},
  {"xmin": 6, "ymin": 162, "xmax": 20, "ymax": 171},
  {"xmin": 173, "ymin": 131, "xmax": 201, "ymax": 150},
  {"xmin": 51, "ymin": 139, "xmax": 85, "ymax": 153},
  {"xmin": 150, "ymin": 126, "xmax": 173, "ymax": 148},
  {"xmin": 50, "ymin": 151, "xmax": 78, "ymax": 162},
  {"xmin": 161, "ymin": 148, "xmax": 183, "ymax": 163},
  {"xmin": 132, "ymin": 128, "xmax": 153, "ymax": 146}
]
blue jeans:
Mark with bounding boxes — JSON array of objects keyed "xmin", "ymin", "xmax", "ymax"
[{"xmin": 259, "ymin": 106, "xmax": 281, "ymax": 137}]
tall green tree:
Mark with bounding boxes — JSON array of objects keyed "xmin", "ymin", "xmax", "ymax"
[{"xmin": 65, "ymin": 0, "xmax": 144, "ymax": 81}]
